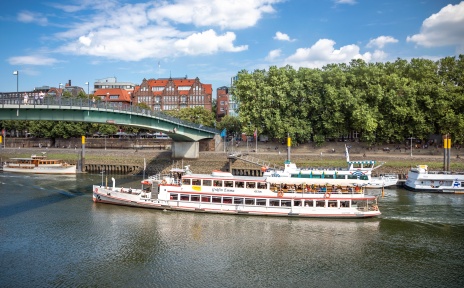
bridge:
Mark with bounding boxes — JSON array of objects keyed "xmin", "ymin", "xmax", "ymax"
[{"xmin": 0, "ymin": 98, "xmax": 221, "ymax": 158}]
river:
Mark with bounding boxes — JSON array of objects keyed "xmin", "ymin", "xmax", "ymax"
[{"xmin": 1, "ymin": 172, "xmax": 463, "ymax": 288}]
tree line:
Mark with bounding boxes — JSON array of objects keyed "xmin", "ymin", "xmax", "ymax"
[
  {"xmin": 232, "ymin": 56, "xmax": 464, "ymax": 145},
  {"xmin": 1, "ymin": 56, "xmax": 463, "ymax": 145}
]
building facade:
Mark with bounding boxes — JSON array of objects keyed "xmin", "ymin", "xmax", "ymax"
[
  {"xmin": 216, "ymin": 86, "xmax": 229, "ymax": 120},
  {"xmin": 132, "ymin": 77, "xmax": 212, "ymax": 111}
]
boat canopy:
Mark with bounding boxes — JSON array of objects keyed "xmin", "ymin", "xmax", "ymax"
[{"xmin": 266, "ymin": 177, "xmax": 370, "ymax": 187}]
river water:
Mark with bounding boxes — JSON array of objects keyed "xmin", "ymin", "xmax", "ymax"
[{"xmin": 1, "ymin": 172, "xmax": 463, "ymax": 288}]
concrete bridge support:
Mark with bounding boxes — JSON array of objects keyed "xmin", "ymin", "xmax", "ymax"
[{"xmin": 172, "ymin": 141, "xmax": 199, "ymax": 159}]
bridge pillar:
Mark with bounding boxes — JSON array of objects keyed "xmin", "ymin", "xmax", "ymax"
[{"xmin": 172, "ymin": 141, "xmax": 199, "ymax": 159}]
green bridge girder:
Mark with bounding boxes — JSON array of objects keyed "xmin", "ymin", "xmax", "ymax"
[{"xmin": 0, "ymin": 102, "xmax": 219, "ymax": 142}]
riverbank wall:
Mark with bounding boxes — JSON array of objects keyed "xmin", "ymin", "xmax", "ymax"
[{"xmin": 1, "ymin": 141, "xmax": 463, "ymax": 177}]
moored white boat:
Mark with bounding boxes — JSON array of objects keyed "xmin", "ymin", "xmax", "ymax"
[
  {"xmin": 2, "ymin": 154, "xmax": 77, "ymax": 174},
  {"xmin": 404, "ymin": 165, "xmax": 464, "ymax": 193},
  {"xmin": 263, "ymin": 145, "xmax": 398, "ymax": 189},
  {"xmin": 93, "ymin": 167, "xmax": 381, "ymax": 218}
]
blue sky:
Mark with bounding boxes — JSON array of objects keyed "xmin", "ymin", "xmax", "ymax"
[{"xmin": 1, "ymin": 0, "xmax": 463, "ymax": 97}]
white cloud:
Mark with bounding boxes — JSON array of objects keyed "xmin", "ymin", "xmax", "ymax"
[
  {"xmin": 53, "ymin": 0, "xmax": 278, "ymax": 61},
  {"xmin": 334, "ymin": 0, "xmax": 357, "ymax": 5},
  {"xmin": 407, "ymin": 2, "xmax": 464, "ymax": 53},
  {"xmin": 150, "ymin": 0, "xmax": 282, "ymax": 30},
  {"xmin": 274, "ymin": 32, "xmax": 294, "ymax": 41},
  {"xmin": 174, "ymin": 29, "xmax": 248, "ymax": 55},
  {"xmin": 366, "ymin": 36, "xmax": 398, "ymax": 49},
  {"xmin": 8, "ymin": 55, "xmax": 59, "ymax": 66},
  {"xmin": 17, "ymin": 11, "xmax": 48, "ymax": 26},
  {"xmin": 285, "ymin": 39, "xmax": 372, "ymax": 68},
  {"xmin": 266, "ymin": 49, "xmax": 281, "ymax": 61}
]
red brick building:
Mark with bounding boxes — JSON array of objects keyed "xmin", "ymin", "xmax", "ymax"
[
  {"xmin": 92, "ymin": 76, "xmax": 213, "ymax": 111},
  {"xmin": 133, "ymin": 77, "xmax": 212, "ymax": 111},
  {"xmin": 216, "ymin": 86, "xmax": 229, "ymax": 120}
]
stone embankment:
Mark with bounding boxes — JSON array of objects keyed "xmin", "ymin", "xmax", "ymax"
[{"xmin": 1, "ymin": 141, "xmax": 463, "ymax": 176}]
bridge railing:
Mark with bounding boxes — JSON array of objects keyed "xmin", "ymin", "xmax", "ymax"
[{"xmin": 0, "ymin": 96, "xmax": 220, "ymax": 134}]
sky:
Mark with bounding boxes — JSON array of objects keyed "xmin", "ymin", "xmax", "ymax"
[{"xmin": 1, "ymin": 0, "xmax": 463, "ymax": 97}]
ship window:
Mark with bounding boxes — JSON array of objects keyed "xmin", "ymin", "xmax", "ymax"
[
  {"xmin": 340, "ymin": 201, "xmax": 350, "ymax": 208},
  {"xmin": 233, "ymin": 197, "xmax": 243, "ymax": 204},
  {"xmin": 223, "ymin": 197, "xmax": 232, "ymax": 204},
  {"xmin": 224, "ymin": 180, "xmax": 233, "ymax": 187},
  {"xmin": 191, "ymin": 195, "xmax": 200, "ymax": 202},
  {"xmin": 246, "ymin": 182, "xmax": 256, "ymax": 189},
  {"xmin": 201, "ymin": 196, "xmax": 211, "ymax": 202},
  {"xmin": 182, "ymin": 179, "xmax": 191, "ymax": 185},
  {"xmin": 304, "ymin": 200, "xmax": 314, "ymax": 207},
  {"xmin": 316, "ymin": 200, "xmax": 326, "ymax": 207},
  {"xmin": 269, "ymin": 200, "xmax": 280, "ymax": 206},
  {"xmin": 257, "ymin": 182, "xmax": 266, "ymax": 189},
  {"xmin": 281, "ymin": 200, "xmax": 291, "ymax": 207},
  {"xmin": 212, "ymin": 196, "xmax": 222, "ymax": 203},
  {"xmin": 328, "ymin": 200, "xmax": 337, "ymax": 208},
  {"xmin": 202, "ymin": 180, "xmax": 212, "ymax": 186},
  {"xmin": 180, "ymin": 194, "xmax": 189, "ymax": 201},
  {"xmin": 192, "ymin": 179, "xmax": 201, "ymax": 186},
  {"xmin": 170, "ymin": 193, "xmax": 178, "ymax": 200},
  {"xmin": 256, "ymin": 199, "xmax": 266, "ymax": 206},
  {"xmin": 235, "ymin": 181, "xmax": 244, "ymax": 188},
  {"xmin": 294, "ymin": 200, "xmax": 302, "ymax": 206},
  {"xmin": 213, "ymin": 180, "xmax": 223, "ymax": 187},
  {"xmin": 245, "ymin": 198, "xmax": 255, "ymax": 205}
]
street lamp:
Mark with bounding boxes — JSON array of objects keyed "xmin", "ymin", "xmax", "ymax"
[
  {"xmin": 85, "ymin": 82, "xmax": 90, "ymax": 115},
  {"xmin": 106, "ymin": 92, "xmax": 109, "ymax": 108},
  {"xmin": 13, "ymin": 70, "xmax": 18, "ymax": 99}
]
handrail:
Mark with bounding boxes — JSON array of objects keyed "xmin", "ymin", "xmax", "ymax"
[{"xmin": 0, "ymin": 97, "xmax": 220, "ymax": 134}]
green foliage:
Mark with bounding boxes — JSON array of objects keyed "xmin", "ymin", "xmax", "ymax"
[
  {"xmin": 2, "ymin": 55, "xmax": 464, "ymax": 144},
  {"xmin": 163, "ymin": 106, "xmax": 215, "ymax": 127},
  {"xmin": 216, "ymin": 115, "xmax": 241, "ymax": 136},
  {"xmin": 232, "ymin": 55, "xmax": 464, "ymax": 144}
]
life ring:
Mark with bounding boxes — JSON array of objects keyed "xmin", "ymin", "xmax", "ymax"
[
  {"xmin": 324, "ymin": 191, "xmax": 331, "ymax": 198},
  {"xmin": 277, "ymin": 190, "xmax": 284, "ymax": 198},
  {"xmin": 372, "ymin": 205, "xmax": 378, "ymax": 211},
  {"xmin": 94, "ymin": 188, "xmax": 98, "ymax": 193},
  {"xmin": 161, "ymin": 180, "xmax": 167, "ymax": 185}
]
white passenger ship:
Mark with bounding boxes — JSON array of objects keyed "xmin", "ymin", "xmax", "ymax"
[
  {"xmin": 263, "ymin": 146, "xmax": 398, "ymax": 189},
  {"xmin": 2, "ymin": 154, "xmax": 77, "ymax": 174},
  {"xmin": 93, "ymin": 167, "xmax": 380, "ymax": 218},
  {"xmin": 404, "ymin": 165, "xmax": 464, "ymax": 193}
]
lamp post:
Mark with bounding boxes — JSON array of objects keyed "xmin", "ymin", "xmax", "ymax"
[
  {"xmin": 85, "ymin": 82, "xmax": 90, "ymax": 115},
  {"xmin": 13, "ymin": 71, "xmax": 18, "ymax": 100},
  {"xmin": 106, "ymin": 92, "xmax": 109, "ymax": 108}
]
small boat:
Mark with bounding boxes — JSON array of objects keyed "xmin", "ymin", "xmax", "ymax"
[
  {"xmin": 404, "ymin": 165, "xmax": 464, "ymax": 193},
  {"xmin": 92, "ymin": 166, "xmax": 380, "ymax": 218},
  {"xmin": 263, "ymin": 145, "xmax": 398, "ymax": 189},
  {"xmin": 2, "ymin": 153, "xmax": 77, "ymax": 174}
]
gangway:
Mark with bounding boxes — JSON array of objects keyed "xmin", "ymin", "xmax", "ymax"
[{"xmin": 227, "ymin": 153, "xmax": 283, "ymax": 170}]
